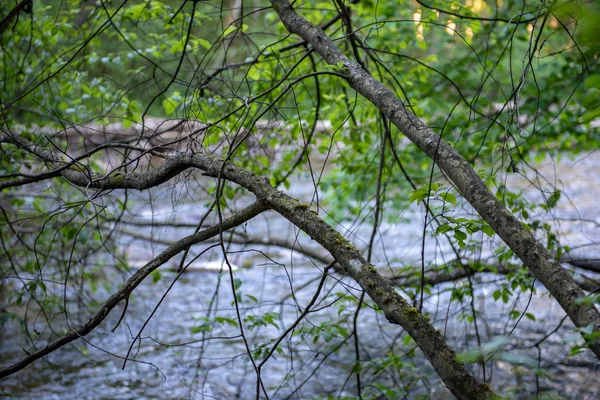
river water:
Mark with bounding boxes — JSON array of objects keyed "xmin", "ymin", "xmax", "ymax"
[{"xmin": 1, "ymin": 151, "xmax": 600, "ymax": 399}]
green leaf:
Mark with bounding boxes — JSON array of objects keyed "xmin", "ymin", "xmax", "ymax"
[
  {"xmin": 190, "ymin": 324, "xmax": 212, "ymax": 334},
  {"xmin": 126, "ymin": 4, "xmax": 147, "ymax": 20},
  {"xmin": 196, "ymin": 38, "xmax": 211, "ymax": 50},
  {"xmin": 233, "ymin": 278, "xmax": 242, "ymax": 290},
  {"xmin": 151, "ymin": 270, "xmax": 162, "ymax": 284},
  {"xmin": 33, "ymin": 198, "xmax": 44, "ymax": 213},
  {"xmin": 570, "ymin": 345, "xmax": 584, "ymax": 356},
  {"xmin": 454, "ymin": 230, "xmax": 467, "ymax": 241},
  {"xmin": 162, "ymin": 98, "xmax": 177, "ymax": 115},
  {"xmin": 409, "ymin": 187, "xmax": 429, "ymax": 204},
  {"xmin": 546, "ymin": 190, "xmax": 561, "ymax": 209},
  {"xmin": 442, "ymin": 192, "xmax": 456, "ymax": 205},
  {"xmin": 525, "ymin": 312, "xmax": 536, "ymax": 321},
  {"xmin": 246, "ymin": 294, "xmax": 258, "ymax": 303},
  {"xmin": 436, "ymin": 224, "xmax": 452, "ymax": 235},
  {"xmin": 496, "ymin": 352, "xmax": 538, "ymax": 369},
  {"xmin": 170, "ymin": 38, "xmax": 185, "ymax": 55},
  {"xmin": 493, "ymin": 290, "xmax": 501, "ymax": 301},
  {"xmin": 11, "ymin": 198, "xmax": 25, "ymax": 207},
  {"xmin": 581, "ymin": 107, "xmax": 600, "ymax": 122},
  {"xmin": 585, "ymin": 74, "xmax": 600, "ymax": 90},
  {"xmin": 223, "ymin": 26, "xmax": 238, "ymax": 37},
  {"xmin": 60, "ymin": 83, "xmax": 73, "ymax": 96},
  {"xmin": 215, "ymin": 316, "xmax": 239, "ymax": 327}
]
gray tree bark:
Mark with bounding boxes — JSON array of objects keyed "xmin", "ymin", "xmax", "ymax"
[
  {"xmin": 0, "ymin": 132, "xmax": 495, "ymax": 398},
  {"xmin": 2, "ymin": 2, "xmax": 598, "ymax": 396},
  {"xmin": 270, "ymin": 0, "xmax": 600, "ymax": 358}
]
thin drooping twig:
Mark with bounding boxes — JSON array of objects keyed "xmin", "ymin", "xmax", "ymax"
[
  {"xmin": 269, "ymin": 0, "xmax": 600, "ymax": 360},
  {"xmin": 256, "ymin": 263, "xmax": 335, "ymax": 383},
  {"xmin": 1, "ymin": 131, "xmax": 496, "ymax": 398},
  {"xmin": 0, "ymin": 201, "xmax": 268, "ymax": 379}
]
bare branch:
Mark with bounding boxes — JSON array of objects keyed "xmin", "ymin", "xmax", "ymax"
[
  {"xmin": 270, "ymin": 0, "xmax": 600, "ymax": 360},
  {"xmin": 0, "ymin": 201, "xmax": 268, "ymax": 379},
  {"xmin": 1, "ymin": 130, "xmax": 494, "ymax": 398}
]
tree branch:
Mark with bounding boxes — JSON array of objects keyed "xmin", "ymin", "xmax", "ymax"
[
  {"xmin": 1, "ymin": 131, "xmax": 494, "ymax": 398},
  {"xmin": 269, "ymin": 0, "xmax": 600, "ymax": 361},
  {"xmin": 120, "ymin": 227, "xmax": 600, "ymax": 292},
  {"xmin": 0, "ymin": 0, "xmax": 32, "ymax": 35},
  {"xmin": 0, "ymin": 201, "xmax": 268, "ymax": 379}
]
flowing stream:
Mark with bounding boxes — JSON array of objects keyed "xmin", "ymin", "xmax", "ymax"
[{"xmin": 1, "ymin": 152, "xmax": 600, "ymax": 399}]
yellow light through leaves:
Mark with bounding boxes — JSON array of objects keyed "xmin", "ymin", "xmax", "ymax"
[
  {"xmin": 465, "ymin": 26, "xmax": 474, "ymax": 40},
  {"xmin": 417, "ymin": 23, "xmax": 424, "ymax": 41},
  {"xmin": 414, "ymin": 10, "xmax": 424, "ymax": 40},
  {"xmin": 466, "ymin": 0, "xmax": 487, "ymax": 12},
  {"xmin": 446, "ymin": 20, "xmax": 456, "ymax": 36},
  {"xmin": 413, "ymin": 11, "xmax": 421, "ymax": 24},
  {"xmin": 473, "ymin": 0, "xmax": 486, "ymax": 12}
]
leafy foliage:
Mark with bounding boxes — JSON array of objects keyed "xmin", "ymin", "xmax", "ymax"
[{"xmin": 1, "ymin": 0, "xmax": 599, "ymax": 398}]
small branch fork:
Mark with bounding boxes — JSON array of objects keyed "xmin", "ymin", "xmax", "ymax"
[
  {"xmin": 0, "ymin": 196, "xmax": 267, "ymax": 379},
  {"xmin": 1, "ymin": 131, "xmax": 494, "ymax": 398},
  {"xmin": 269, "ymin": 0, "xmax": 600, "ymax": 361}
]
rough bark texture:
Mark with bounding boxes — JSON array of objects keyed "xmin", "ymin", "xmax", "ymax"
[
  {"xmin": 0, "ymin": 133, "xmax": 495, "ymax": 398},
  {"xmin": 208, "ymin": 160, "xmax": 494, "ymax": 399},
  {"xmin": 2, "ymin": 1, "xmax": 597, "ymax": 394},
  {"xmin": 270, "ymin": 0, "xmax": 600, "ymax": 358}
]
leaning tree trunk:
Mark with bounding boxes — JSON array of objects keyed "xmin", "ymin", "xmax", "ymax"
[
  {"xmin": 0, "ymin": 133, "xmax": 495, "ymax": 399},
  {"xmin": 270, "ymin": 0, "xmax": 600, "ymax": 357}
]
